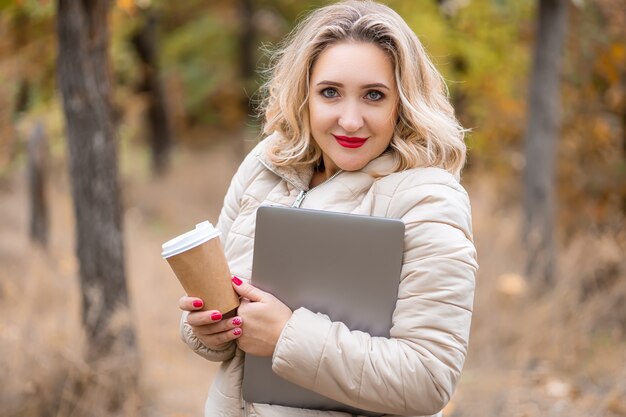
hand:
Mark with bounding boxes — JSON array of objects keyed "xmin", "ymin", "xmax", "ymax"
[
  {"xmin": 232, "ymin": 276, "xmax": 293, "ymax": 357},
  {"xmin": 178, "ymin": 296, "xmax": 243, "ymax": 349}
]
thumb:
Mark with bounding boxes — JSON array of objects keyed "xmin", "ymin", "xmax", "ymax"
[{"xmin": 232, "ymin": 276, "xmax": 265, "ymax": 302}]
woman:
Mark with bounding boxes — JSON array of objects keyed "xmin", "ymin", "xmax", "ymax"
[{"xmin": 179, "ymin": 1, "xmax": 478, "ymax": 416}]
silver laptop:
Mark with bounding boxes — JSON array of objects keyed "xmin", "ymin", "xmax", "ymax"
[{"xmin": 242, "ymin": 205, "xmax": 405, "ymax": 416}]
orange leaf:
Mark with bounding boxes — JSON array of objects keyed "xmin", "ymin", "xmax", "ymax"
[{"xmin": 116, "ymin": 0, "xmax": 135, "ymax": 13}]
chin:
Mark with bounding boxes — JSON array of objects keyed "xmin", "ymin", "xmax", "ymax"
[{"xmin": 337, "ymin": 158, "xmax": 369, "ymax": 172}]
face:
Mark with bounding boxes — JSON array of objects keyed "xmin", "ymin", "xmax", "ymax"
[{"xmin": 308, "ymin": 41, "xmax": 398, "ymax": 177}]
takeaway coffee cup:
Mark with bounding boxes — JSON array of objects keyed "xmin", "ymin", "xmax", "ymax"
[{"xmin": 161, "ymin": 221, "xmax": 239, "ymax": 313}]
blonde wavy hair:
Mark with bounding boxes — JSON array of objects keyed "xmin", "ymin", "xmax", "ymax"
[{"xmin": 260, "ymin": 0, "xmax": 467, "ymax": 177}]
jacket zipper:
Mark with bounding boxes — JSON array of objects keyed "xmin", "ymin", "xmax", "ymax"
[
  {"xmin": 291, "ymin": 168, "xmax": 343, "ymax": 208},
  {"xmin": 242, "ymin": 392, "xmax": 250, "ymax": 417},
  {"xmin": 256, "ymin": 156, "xmax": 343, "ymax": 208}
]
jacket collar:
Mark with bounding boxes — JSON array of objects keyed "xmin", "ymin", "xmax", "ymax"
[{"xmin": 255, "ymin": 133, "xmax": 396, "ymax": 191}]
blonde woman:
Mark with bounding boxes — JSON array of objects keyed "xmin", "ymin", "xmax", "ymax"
[{"xmin": 179, "ymin": 1, "xmax": 477, "ymax": 416}]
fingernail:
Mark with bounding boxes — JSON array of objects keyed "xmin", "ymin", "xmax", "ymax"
[
  {"xmin": 233, "ymin": 328, "xmax": 242, "ymax": 336},
  {"xmin": 211, "ymin": 312, "xmax": 222, "ymax": 321},
  {"xmin": 193, "ymin": 300, "xmax": 203, "ymax": 308},
  {"xmin": 232, "ymin": 276, "xmax": 243, "ymax": 286},
  {"xmin": 232, "ymin": 317, "xmax": 242, "ymax": 326}
]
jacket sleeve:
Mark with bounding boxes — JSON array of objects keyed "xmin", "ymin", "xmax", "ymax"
[
  {"xmin": 180, "ymin": 141, "xmax": 265, "ymax": 363},
  {"xmin": 271, "ymin": 179, "xmax": 478, "ymax": 416}
]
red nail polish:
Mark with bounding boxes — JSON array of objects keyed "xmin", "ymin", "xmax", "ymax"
[
  {"xmin": 211, "ymin": 312, "xmax": 222, "ymax": 321},
  {"xmin": 233, "ymin": 328, "xmax": 242, "ymax": 336},
  {"xmin": 232, "ymin": 317, "xmax": 242, "ymax": 326},
  {"xmin": 232, "ymin": 276, "xmax": 243, "ymax": 286},
  {"xmin": 193, "ymin": 300, "xmax": 203, "ymax": 308}
]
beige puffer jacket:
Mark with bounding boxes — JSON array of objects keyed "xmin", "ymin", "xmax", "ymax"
[{"xmin": 181, "ymin": 134, "xmax": 478, "ymax": 417}]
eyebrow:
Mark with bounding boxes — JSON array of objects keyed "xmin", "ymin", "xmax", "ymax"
[{"xmin": 316, "ymin": 80, "xmax": 391, "ymax": 90}]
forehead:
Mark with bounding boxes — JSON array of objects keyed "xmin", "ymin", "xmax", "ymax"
[{"xmin": 310, "ymin": 41, "xmax": 395, "ymax": 85}]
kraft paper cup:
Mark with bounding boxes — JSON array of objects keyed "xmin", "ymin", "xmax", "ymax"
[{"xmin": 162, "ymin": 221, "xmax": 239, "ymax": 313}]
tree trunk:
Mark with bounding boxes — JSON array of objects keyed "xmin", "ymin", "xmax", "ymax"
[
  {"xmin": 27, "ymin": 120, "xmax": 48, "ymax": 247},
  {"xmin": 13, "ymin": 9, "xmax": 30, "ymax": 117},
  {"xmin": 237, "ymin": 0, "xmax": 255, "ymax": 157},
  {"xmin": 131, "ymin": 11, "xmax": 172, "ymax": 176},
  {"xmin": 56, "ymin": 0, "xmax": 137, "ymax": 362},
  {"xmin": 523, "ymin": 0, "xmax": 569, "ymax": 288},
  {"xmin": 621, "ymin": 75, "xmax": 626, "ymax": 214},
  {"xmin": 239, "ymin": 0, "xmax": 255, "ymax": 113}
]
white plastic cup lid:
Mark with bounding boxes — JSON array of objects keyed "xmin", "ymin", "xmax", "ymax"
[{"xmin": 161, "ymin": 221, "xmax": 221, "ymax": 259}]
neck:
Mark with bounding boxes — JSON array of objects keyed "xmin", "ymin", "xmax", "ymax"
[{"xmin": 318, "ymin": 156, "xmax": 339, "ymax": 181}]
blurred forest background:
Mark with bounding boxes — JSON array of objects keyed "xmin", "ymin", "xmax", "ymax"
[{"xmin": 1, "ymin": 0, "xmax": 625, "ymax": 416}]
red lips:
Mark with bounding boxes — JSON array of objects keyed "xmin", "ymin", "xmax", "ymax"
[{"xmin": 333, "ymin": 135, "xmax": 368, "ymax": 149}]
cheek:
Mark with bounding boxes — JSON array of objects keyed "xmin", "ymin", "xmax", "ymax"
[
  {"xmin": 371, "ymin": 108, "xmax": 396, "ymax": 133},
  {"xmin": 309, "ymin": 102, "xmax": 334, "ymax": 131}
]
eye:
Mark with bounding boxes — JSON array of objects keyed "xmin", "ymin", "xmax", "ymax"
[
  {"xmin": 321, "ymin": 88, "xmax": 339, "ymax": 98},
  {"xmin": 365, "ymin": 90, "xmax": 384, "ymax": 101}
]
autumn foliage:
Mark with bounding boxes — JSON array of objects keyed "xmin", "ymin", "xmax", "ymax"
[{"xmin": 0, "ymin": 1, "xmax": 625, "ymax": 416}]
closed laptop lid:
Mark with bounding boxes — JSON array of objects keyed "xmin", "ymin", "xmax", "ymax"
[{"xmin": 242, "ymin": 205, "xmax": 405, "ymax": 416}]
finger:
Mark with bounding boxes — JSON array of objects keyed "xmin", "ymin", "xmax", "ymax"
[
  {"xmin": 178, "ymin": 295, "xmax": 204, "ymax": 311},
  {"xmin": 196, "ymin": 327, "xmax": 243, "ymax": 347},
  {"xmin": 232, "ymin": 276, "xmax": 265, "ymax": 302},
  {"xmin": 192, "ymin": 316, "xmax": 243, "ymax": 336},
  {"xmin": 186, "ymin": 310, "xmax": 224, "ymax": 326}
]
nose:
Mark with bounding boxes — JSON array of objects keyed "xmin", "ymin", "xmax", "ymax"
[{"xmin": 338, "ymin": 101, "xmax": 364, "ymax": 133}]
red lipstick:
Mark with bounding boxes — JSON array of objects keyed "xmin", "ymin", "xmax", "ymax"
[{"xmin": 333, "ymin": 135, "xmax": 368, "ymax": 149}]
